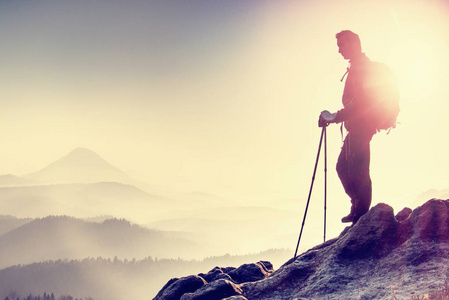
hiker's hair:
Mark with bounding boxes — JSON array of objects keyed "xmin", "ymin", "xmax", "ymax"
[{"xmin": 336, "ymin": 30, "xmax": 361, "ymax": 52}]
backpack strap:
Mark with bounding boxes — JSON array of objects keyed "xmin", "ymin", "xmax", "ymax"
[
  {"xmin": 340, "ymin": 67, "xmax": 350, "ymax": 82},
  {"xmin": 340, "ymin": 123, "xmax": 346, "ymax": 144}
]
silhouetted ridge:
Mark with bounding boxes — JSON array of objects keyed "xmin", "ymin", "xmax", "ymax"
[
  {"xmin": 0, "ymin": 215, "xmax": 198, "ymax": 269},
  {"xmin": 0, "ymin": 174, "xmax": 35, "ymax": 187},
  {"xmin": 0, "ymin": 215, "xmax": 33, "ymax": 236}
]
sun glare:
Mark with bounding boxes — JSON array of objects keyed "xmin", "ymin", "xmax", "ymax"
[
  {"xmin": 380, "ymin": 10, "xmax": 448, "ymax": 103},
  {"xmin": 388, "ymin": 37, "xmax": 440, "ymax": 102},
  {"xmin": 404, "ymin": 60, "xmax": 433, "ymax": 88}
]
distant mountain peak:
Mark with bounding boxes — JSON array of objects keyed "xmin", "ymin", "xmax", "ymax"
[
  {"xmin": 67, "ymin": 147, "xmax": 103, "ymax": 159},
  {"xmin": 60, "ymin": 148, "xmax": 114, "ymax": 167},
  {"xmin": 24, "ymin": 148, "xmax": 132, "ymax": 185}
]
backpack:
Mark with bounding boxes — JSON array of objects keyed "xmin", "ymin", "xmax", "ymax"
[{"xmin": 364, "ymin": 62, "xmax": 400, "ymax": 132}]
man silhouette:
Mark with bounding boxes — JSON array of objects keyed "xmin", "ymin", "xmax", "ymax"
[{"xmin": 319, "ymin": 30, "xmax": 377, "ymax": 224}]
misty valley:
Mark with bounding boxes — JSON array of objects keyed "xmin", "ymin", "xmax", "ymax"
[{"xmin": 0, "ymin": 149, "xmax": 293, "ymax": 299}]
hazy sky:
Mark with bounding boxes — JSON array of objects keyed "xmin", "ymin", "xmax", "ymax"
[{"xmin": 1, "ymin": 0, "xmax": 449, "ymax": 212}]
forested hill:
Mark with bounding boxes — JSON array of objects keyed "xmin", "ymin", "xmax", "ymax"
[
  {"xmin": 0, "ymin": 250, "xmax": 290, "ymax": 300},
  {"xmin": 0, "ymin": 215, "xmax": 198, "ymax": 269}
]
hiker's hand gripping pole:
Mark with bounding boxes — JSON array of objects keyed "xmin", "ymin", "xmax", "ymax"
[
  {"xmin": 319, "ymin": 110, "xmax": 337, "ymax": 127},
  {"xmin": 293, "ymin": 125, "xmax": 327, "ymax": 259}
]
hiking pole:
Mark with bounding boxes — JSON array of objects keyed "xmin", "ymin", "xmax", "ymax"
[
  {"xmin": 323, "ymin": 125, "xmax": 327, "ymax": 243},
  {"xmin": 293, "ymin": 125, "xmax": 326, "ymax": 259}
]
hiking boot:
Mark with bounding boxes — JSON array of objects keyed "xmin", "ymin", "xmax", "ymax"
[
  {"xmin": 341, "ymin": 213, "xmax": 354, "ymax": 223},
  {"xmin": 352, "ymin": 214, "xmax": 361, "ymax": 224}
]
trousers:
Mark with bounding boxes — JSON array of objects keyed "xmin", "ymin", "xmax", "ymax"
[{"xmin": 336, "ymin": 131, "xmax": 374, "ymax": 221}]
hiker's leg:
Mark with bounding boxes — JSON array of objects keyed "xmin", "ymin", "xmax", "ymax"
[
  {"xmin": 337, "ymin": 135, "xmax": 356, "ymax": 217},
  {"xmin": 348, "ymin": 134, "xmax": 373, "ymax": 221}
]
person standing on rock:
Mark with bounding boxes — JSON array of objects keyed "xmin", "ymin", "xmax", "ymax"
[{"xmin": 319, "ymin": 30, "xmax": 399, "ymax": 224}]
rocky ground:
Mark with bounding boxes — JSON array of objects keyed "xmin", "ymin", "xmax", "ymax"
[{"xmin": 153, "ymin": 199, "xmax": 449, "ymax": 300}]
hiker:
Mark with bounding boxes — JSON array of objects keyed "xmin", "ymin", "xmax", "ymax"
[{"xmin": 318, "ymin": 30, "xmax": 398, "ymax": 224}]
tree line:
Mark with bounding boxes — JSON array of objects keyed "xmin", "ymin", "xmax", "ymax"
[
  {"xmin": 1, "ymin": 249, "xmax": 290, "ymax": 300},
  {"xmin": 3, "ymin": 293, "xmax": 93, "ymax": 300}
]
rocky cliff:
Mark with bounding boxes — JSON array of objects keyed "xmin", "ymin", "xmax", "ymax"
[{"xmin": 153, "ymin": 199, "xmax": 449, "ymax": 300}]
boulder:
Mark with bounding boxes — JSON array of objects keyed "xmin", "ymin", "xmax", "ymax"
[
  {"xmin": 227, "ymin": 261, "xmax": 273, "ymax": 284},
  {"xmin": 395, "ymin": 207, "xmax": 412, "ymax": 222},
  {"xmin": 410, "ymin": 199, "xmax": 449, "ymax": 242},
  {"xmin": 337, "ymin": 203, "xmax": 398, "ymax": 259},
  {"xmin": 179, "ymin": 279, "xmax": 242, "ymax": 300},
  {"xmin": 199, "ymin": 267, "xmax": 233, "ymax": 282},
  {"xmin": 154, "ymin": 275, "xmax": 207, "ymax": 300}
]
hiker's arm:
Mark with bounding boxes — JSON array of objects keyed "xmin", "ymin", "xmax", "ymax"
[
  {"xmin": 334, "ymin": 104, "xmax": 357, "ymax": 123},
  {"xmin": 334, "ymin": 94, "xmax": 371, "ymax": 123},
  {"xmin": 334, "ymin": 107, "xmax": 349, "ymax": 123}
]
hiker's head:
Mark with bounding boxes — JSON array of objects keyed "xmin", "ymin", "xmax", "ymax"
[{"xmin": 336, "ymin": 30, "xmax": 362, "ymax": 60}]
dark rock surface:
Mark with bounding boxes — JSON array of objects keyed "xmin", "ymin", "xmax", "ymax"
[
  {"xmin": 154, "ymin": 199, "xmax": 449, "ymax": 300},
  {"xmin": 395, "ymin": 207, "xmax": 412, "ymax": 222},
  {"xmin": 180, "ymin": 279, "xmax": 242, "ymax": 300},
  {"xmin": 154, "ymin": 275, "xmax": 207, "ymax": 300},
  {"xmin": 154, "ymin": 262, "xmax": 273, "ymax": 300},
  {"xmin": 198, "ymin": 267, "xmax": 234, "ymax": 283},
  {"xmin": 221, "ymin": 297, "xmax": 248, "ymax": 300},
  {"xmin": 227, "ymin": 261, "xmax": 273, "ymax": 284}
]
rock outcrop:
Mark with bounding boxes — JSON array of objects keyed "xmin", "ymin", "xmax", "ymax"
[{"xmin": 154, "ymin": 199, "xmax": 449, "ymax": 300}]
